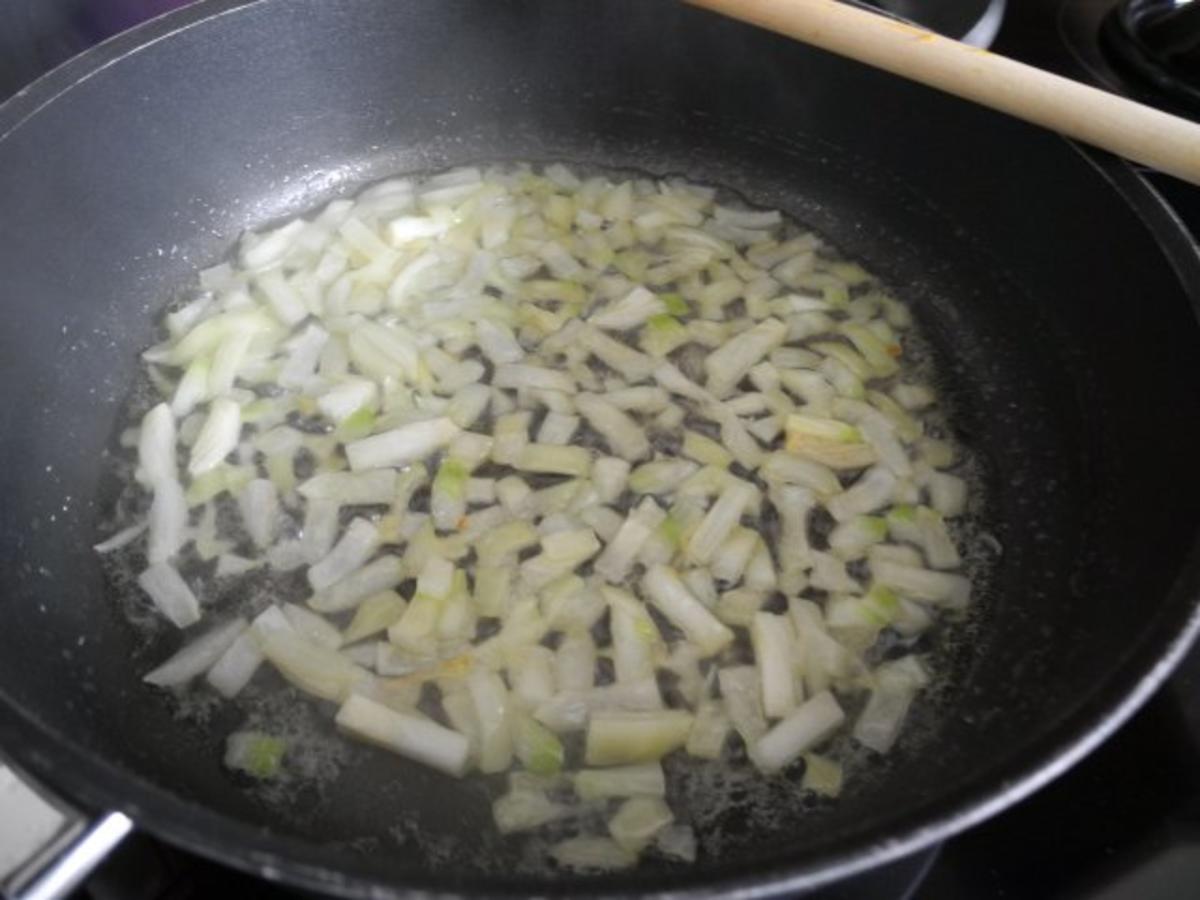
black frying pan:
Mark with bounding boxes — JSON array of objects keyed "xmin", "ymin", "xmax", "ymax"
[{"xmin": 2, "ymin": 1, "xmax": 1200, "ymax": 897}]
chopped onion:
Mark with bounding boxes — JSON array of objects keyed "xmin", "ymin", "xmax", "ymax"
[
  {"xmin": 188, "ymin": 398, "xmax": 241, "ymax": 475},
  {"xmin": 336, "ymin": 694, "xmax": 469, "ymax": 776},
  {"xmin": 751, "ymin": 612, "xmax": 799, "ymax": 719},
  {"xmin": 608, "ymin": 796, "xmax": 674, "ymax": 853},
  {"xmin": 685, "ymin": 480, "xmax": 755, "ymax": 566},
  {"xmin": 585, "ymin": 710, "xmax": 693, "ymax": 766},
  {"xmin": 311, "ymin": 555, "xmax": 407, "ymax": 614},
  {"xmin": 345, "ymin": 417, "xmax": 459, "ymax": 471},
  {"xmin": 594, "ymin": 498, "xmax": 666, "ymax": 583},
  {"xmin": 643, "ymin": 566, "xmax": 734, "ymax": 657},
  {"xmin": 751, "ymin": 691, "xmax": 846, "ymax": 774},
  {"xmin": 103, "ymin": 164, "xmax": 981, "ymax": 871},
  {"xmin": 308, "ymin": 518, "xmax": 381, "ymax": 591},
  {"xmin": 137, "ymin": 562, "xmax": 201, "ymax": 628},
  {"xmin": 93, "ymin": 520, "xmax": 148, "ymax": 554},
  {"xmin": 147, "ymin": 478, "xmax": 187, "ymax": 565},
  {"xmin": 237, "ymin": 478, "xmax": 279, "ymax": 550},
  {"xmin": 137, "ymin": 403, "xmax": 177, "ymax": 487},
  {"xmin": 144, "ymin": 617, "xmax": 247, "ymax": 687},
  {"xmin": 574, "ymin": 763, "xmax": 666, "ymax": 800}
]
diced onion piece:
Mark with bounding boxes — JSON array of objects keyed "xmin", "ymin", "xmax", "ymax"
[
  {"xmin": 929, "ymin": 472, "xmax": 968, "ymax": 518},
  {"xmin": 298, "ymin": 469, "xmax": 398, "ymax": 505},
  {"xmin": 829, "ymin": 515, "xmax": 888, "ymax": 560},
  {"xmin": 188, "ymin": 398, "xmax": 241, "ymax": 475},
  {"xmin": 310, "ymin": 555, "xmax": 406, "ymax": 613},
  {"xmin": 278, "ymin": 324, "xmax": 328, "ymax": 389},
  {"xmin": 206, "ymin": 630, "xmax": 265, "ymax": 698},
  {"xmin": 147, "ymin": 478, "xmax": 187, "ymax": 565},
  {"xmin": 493, "ymin": 788, "xmax": 571, "ymax": 834},
  {"xmin": 493, "ymin": 364, "xmax": 577, "ymax": 395},
  {"xmin": 629, "ymin": 459, "xmax": 698, "ymax": 496},
  {"xmin": 704, "ymin": 317, "xmax": 788, "ymax": 398},
  {"xmin": 521, "ymin": 529, "xmax": 600, "ymax": 591},
  {"xmin": 137, "ymin": 562, "xmax": 201, "ymax": 628},
  {"xmin": 591, "ymin": 286, "xmax": 666, "ymax": 330},
  {"xmin": 608, "ymin": 796, "xmax": 674, "ymax": 853},
  {"xmin": 431, "ymin": 458, "xmax": 469, "ymax": 531},
  {"xmin": 516, "ymin": 444, "xmax": 592, "ymax": 478},
  {"xmin": 512, "ymin": 712, "xmax": 566, "ymax": 776},
  {"xmin": 827, "ymin": 467, "xmax": 897, "ymax": 522},
  {"xmin": 467, "ymin": 668, "xmax": 513, "ymax": 774},
  {"xmin": 224, "ymin": 730, "xmax": 287, "ymax": 779},
  {"xmin": 511, "ymin": 646, "xmax": 556, "ymax": 708},
  {"xmin": 281, "ymin": 603, "xmax": 341, "ymax": 649},
  {"xmin": 343, "ymin": 590, "xmax": 407, "ymax": 644},
  {"xmin": 581, "ymin": 327, "xmax": 657, "ymax": 382},
  {"xmin": 887, "ymin": 505, "xmax": 961, "ymax": 569},
  {"xmin": 207, "ymin": 329, "xmax": 254, "ymax": 397},
  {"xmin": 144, "ymin": 617, "xmax": 247, "ymax": 687},
  {"xmin": 575, "ymin": 393, "xmax": 650, "ymax": 461},
  {"xmin": 299, "ymin": 498, "xmax": 340, "ymax": 566},
  {"xmin": 573, "ymin": 763, "xmax": 666, "ymax": 800},
  {"xmin": 685, "ymin": 480, "xmax": 755, "ymax": 566},
  {"xmin": 447, "ymin": 383, "xmax": 492, "ymax": 429},
  {"xmin": 336, "ymin": 694, "xmax": 469, "ymax": 776},
  {"xmin": 555, "ymin": 631, "xmax": 597, "ymax": 692},
  {"xmin": 643, "ymin": 566, "xmax": 734, "ymax": 656},
  {"xmin": 592, "ymin": 457, "xmax": 630, "ymax": 504},
  {"xmin": 137, "ymin": 403, "xmax": 176, "ymax": 487},
  {"xmin": 857, "ymin": 413, "xmax": 912, "ymax": 478},
  {"xmin": 802, "ymin": 752, "xmax": 845, "ymax": 796},
  {"xmin": 477, "ymin": 520, "xmax": 539, "ymax": 567},
  {"xmin": 94, "ymin": 520, "xmax": 148, "ymax": 554},
  {"xmin": 656, "ymin": 825, "xmax": 698, "ymax": 863},
  {"xmin": 870, "ymin": 558, "xmax": 971, "ymax": 608},
  {"xmin": 317, "ymin": 379, "xmax": 377, "ymax": 424},
  {"xmin": 237, "ymin": 478, "xmax": 279, "ymax": 550},
  {"xmin": 491, "ymin": 412, "xmax": 532, "ymax": 466},
  {"xmin": 719, "ymin": 665, "xmax": 769, "ymax": 746},
  {"xmin": 710, "ymin": 526, "xmax": 758, "ymax": 585},
  {"xmin": 854, "ymin": 656, "xmax": 931, "ymax": 753},
  {"xmin": 681, "ymin": 430, "xmax": 732, "ymax": 469},
  {"xmin": 892, "ymin": 382, "xmax": 936, "ymax": 410},
  {"xmin": 534, "ymin": 679, "xmax": 663, "ymax": 733},
  {"xmin": 686, "ymin": 702, "xmax": 731, "ymax": 759},
  {"xmin": 784, "ymin": 414, "xmax": 875, "ymax": 470},
  {"xmin": 750, "ymin": 691, "xmax": 846, "ymax": 774},
  {"xmin": 605, "ymin": 586, "xmax": 664, "ymax": 683},
  {"xmin": 308, "ymin": 518, "xmax": 380, "ymax": 591},
  {"xmin": 475, "ymin": 318, "xmax": 524, "ymax": 365},
  {"xmin": 751, "ymin": 612, "xmax": 799, "ymax": 719},
  {"xmin": 346, "ymin": 417, "xmax": 459, "ymax": 471},
  {"xmin": 261, "ymin": 631, "xmax": 369, "ymax": 703},
  {"xmin": 594, "ymin": 498, "xmax": 666, "ymax": 583},
  {"xmin": 584, "ymin": 710, "xmax": 694, "ymax": 766}
]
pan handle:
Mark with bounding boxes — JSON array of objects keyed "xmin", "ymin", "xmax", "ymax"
[{"xmin": 0, "ymin": 766, "xmax": 132, "ymax": 900}]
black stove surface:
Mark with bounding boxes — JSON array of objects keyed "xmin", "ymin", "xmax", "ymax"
[{"xmin": 1, "ymin": 2, "xmax": 1198, "ymax": 899}]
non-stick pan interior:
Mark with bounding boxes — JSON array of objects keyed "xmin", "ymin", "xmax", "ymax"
[{"xmin": 1, "ymin": 0, "xmax": 1199, "ymax": 894}]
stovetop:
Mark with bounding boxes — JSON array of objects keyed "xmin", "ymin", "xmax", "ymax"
[{"xmin": 1, "ymin": 2, "xmax": 1197, "ymax": 899}]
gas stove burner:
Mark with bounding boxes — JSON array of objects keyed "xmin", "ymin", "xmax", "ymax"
[{"xmin": 1101, "ymin": 0, "xmax": 1200, "ymax": 115}]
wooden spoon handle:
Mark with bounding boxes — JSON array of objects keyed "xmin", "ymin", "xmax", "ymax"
[{"xmin": 687, "ymin": 0, "xmax": 1200, "ymax": 185}]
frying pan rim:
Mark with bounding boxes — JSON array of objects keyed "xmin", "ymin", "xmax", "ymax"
[{"xmin": 1, "ymin": 0, "xmax": 1200, "ymax": 896}]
